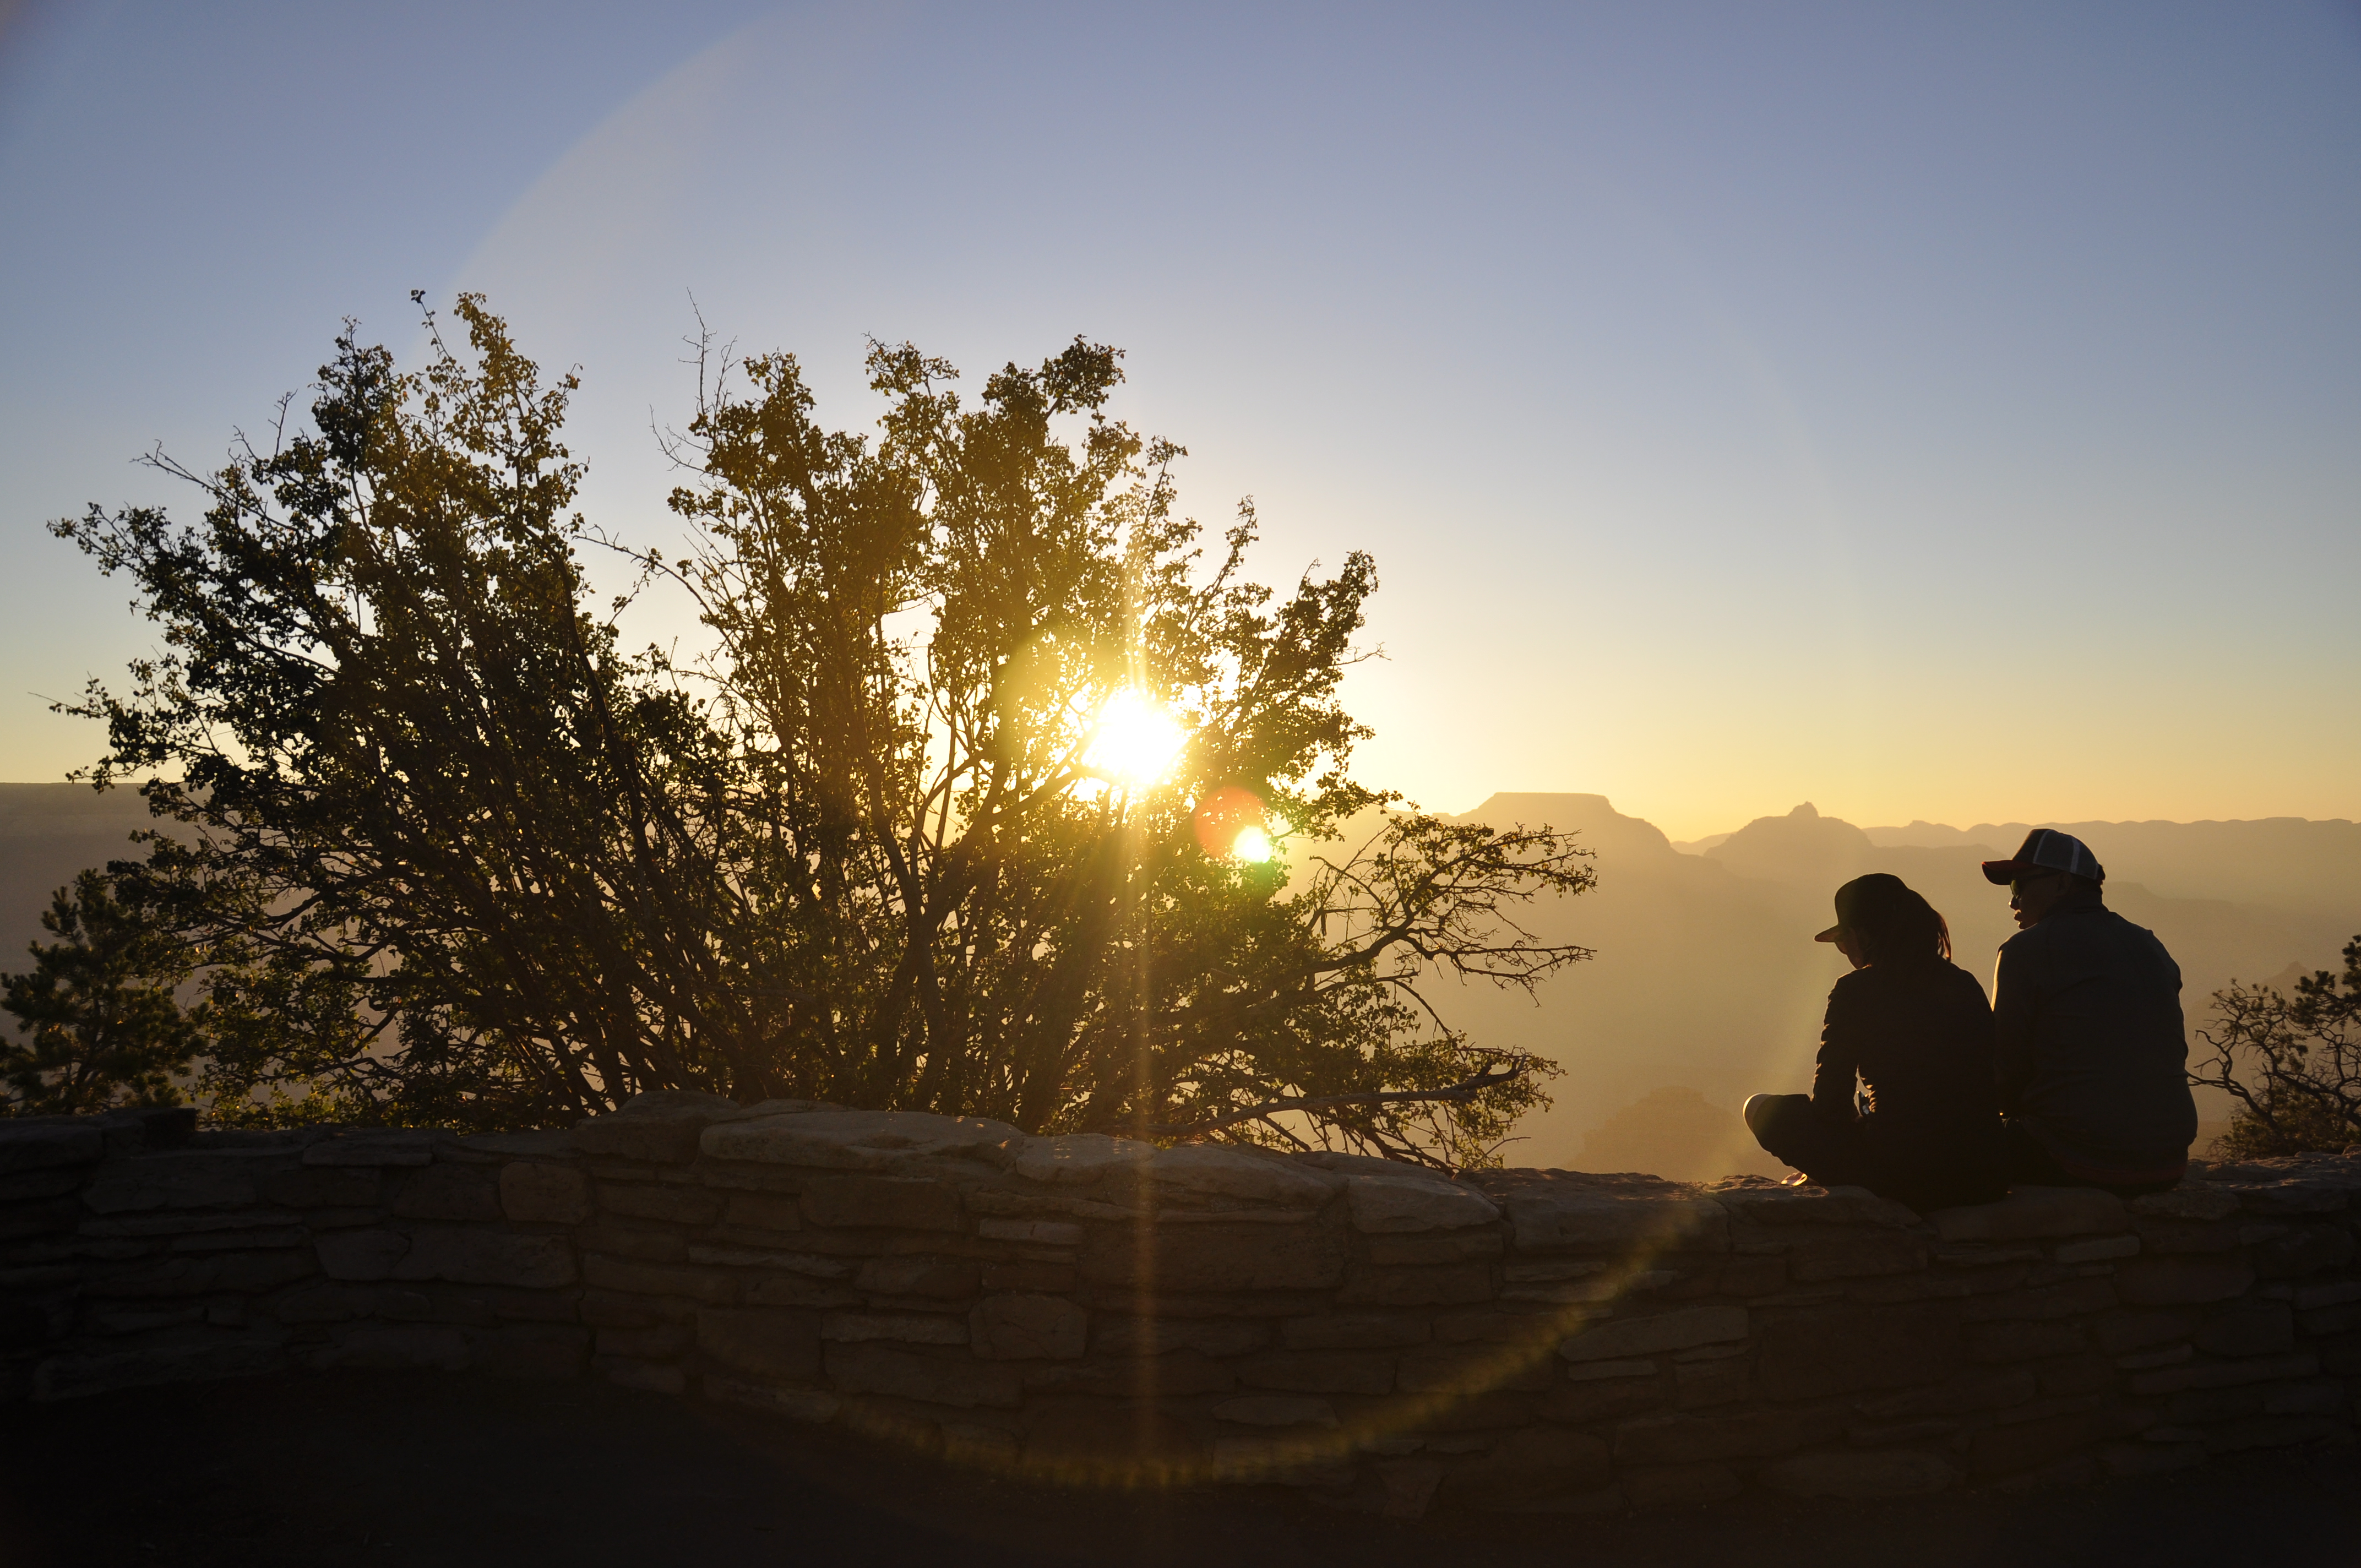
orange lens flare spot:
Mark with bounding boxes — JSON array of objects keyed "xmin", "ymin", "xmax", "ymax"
[{"xmin": 1193, "ymin": 786, "xmax": 1271, "ymax": 861}]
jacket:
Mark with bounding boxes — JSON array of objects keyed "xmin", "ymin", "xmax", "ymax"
[
  {"xmin": 1992, "ymin": 891, "xmax": 2197, "ymax": 1168},
  {"xmin": 1813, "ymin": 959, "xmax": 2006, "ymax": 1200}
]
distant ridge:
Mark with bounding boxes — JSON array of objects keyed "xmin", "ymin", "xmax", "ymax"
[
  {"xmin": 1859, "ymin": 814, "xmax": 2361, "ymax": 918},
  {"xmin": 3, "ymin": 783, "xmax": 2355, "ymax": 1179},
  {"xmin": 0, "ymin": 783, "xmax": 156, "ymax": 959}
]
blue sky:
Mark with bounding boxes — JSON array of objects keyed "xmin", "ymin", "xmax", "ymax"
[{"xmin": 3, "ymin": 1, "xmax": 2355, "ymax": 840}]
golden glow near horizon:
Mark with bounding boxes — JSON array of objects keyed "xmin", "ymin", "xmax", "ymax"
[
  {"xmin": 3, "ymin": 9, "xmax": 2354, "ymax": 837},
  {"xmin": 1082, "ymin": 688, "xmax": 1187, "ymax": 791}
]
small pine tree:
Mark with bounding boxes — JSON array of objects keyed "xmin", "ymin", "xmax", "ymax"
[{"xmin": 1, "ymin": 868, "xmax": 202, "ymax": 1114}]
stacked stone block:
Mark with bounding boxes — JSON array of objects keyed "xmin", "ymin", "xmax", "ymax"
[{"xmin": 5, "ymin": 1094, "xmax": 2360, "ymax": 1517}]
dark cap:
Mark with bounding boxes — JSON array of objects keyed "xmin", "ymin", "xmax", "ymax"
[
  {"xmin": 1980, "ymin": 828, "xmax": 2104, "ymax": 886},
  {"xmin": 1814, "ymin": 872, "xmax": 1915, "ymax": 944}
]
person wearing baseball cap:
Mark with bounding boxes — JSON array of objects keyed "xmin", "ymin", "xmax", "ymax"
[
  {"xmin": 1742, "ymin": 874, "xmax": 2008, "ymax": 1211},
  {"xmin": 1982, "ymin": 829, "xmax": 2196, "ymax": 1196}
]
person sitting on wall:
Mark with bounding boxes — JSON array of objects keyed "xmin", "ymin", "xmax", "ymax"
[
  {"xmin": 1982, "ymin": 829, "xmax": 2196, "ymax": 1197},
  {"xmin": 1743, "ymin": 873, "xmax": 2008, "ymax": 1212}
]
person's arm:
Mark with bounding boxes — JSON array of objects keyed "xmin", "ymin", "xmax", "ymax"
[
  {"xmin": 1810, "ymin": 983, "xmax": 1862, "ymax": 1124},
  {"xmin": 1992, "ymin": 942, "xmax": 2037, "ymax": 1115}
]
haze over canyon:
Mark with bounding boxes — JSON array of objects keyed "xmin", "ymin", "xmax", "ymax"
[{"xmin": 3, "ymin": 784, "xmax": 2352, "ymax": 1180}]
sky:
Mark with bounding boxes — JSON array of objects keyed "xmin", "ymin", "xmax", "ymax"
[{"xmin": 2, "ymin": 1, "xmax": 2355, "ymax": 843}]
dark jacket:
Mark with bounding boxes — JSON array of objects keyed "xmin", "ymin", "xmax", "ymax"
[
  {"xmin": 1992, "ymin": 890, "xmax": 2197, "ymax": 1169},
  {"xmin": 1813, "ymin": 959, "xmax": 2005, "ymax": 1205}
]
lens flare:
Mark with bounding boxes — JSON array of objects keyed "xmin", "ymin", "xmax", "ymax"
[
  {"xmin": 1084, "ymin": 688, "xmax": 1186, "ymax": 788},
  {"xmin": 1193, "ymin": 785, "xmax": 1270, "ymax": 859}
]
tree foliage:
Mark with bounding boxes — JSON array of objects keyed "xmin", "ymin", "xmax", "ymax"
[
  {"xmin": 1, "ymin": 870, "xmax": 201, "ymax": 1114},
  {"xmin": 2189, "ymin": 937, "xmax": 2361, "ymax": 1158},
  {"xmin": 39, "ymin": 297, "xmax": 1593, "ymax": 1165}
]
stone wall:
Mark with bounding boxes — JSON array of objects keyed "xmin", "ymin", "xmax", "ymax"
[{"xmin": 6, "ymin": 1095, "xmax": 2360, "ymax": 1517}]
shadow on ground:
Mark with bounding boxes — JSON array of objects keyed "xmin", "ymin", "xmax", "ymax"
[{"xmin": 4, "ymin": 1373, "xmax": 2360, "ymax": 1567}]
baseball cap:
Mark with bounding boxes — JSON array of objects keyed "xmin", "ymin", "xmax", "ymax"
[
  {"xmin": 1980, "ymin": 828, "xmax": 2104, "ymax": 886},
  {"xmin": 1814, "ymin": 872, "xmax": 1913, "ymax": 944}
]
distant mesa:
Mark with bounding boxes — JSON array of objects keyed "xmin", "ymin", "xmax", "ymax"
[{"xmin": 1701, "ymin": 802, "xmax": 1876, "ymax": 888}]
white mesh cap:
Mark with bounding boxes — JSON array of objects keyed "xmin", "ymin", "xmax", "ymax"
[{"xmin": 1981, "ymin": 828, "xmax": 2104, "ymax": 885}]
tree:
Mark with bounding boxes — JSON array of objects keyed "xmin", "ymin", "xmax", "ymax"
[
  {"xmin": 55, "ymin": 298, "xmax": 755, "ymax": 1130},
  {"xmin": 1, "ymin": 869, "xmax": 202, "ymax": 1114},
  {"xmin": 2188, "ymin": 937, "xmax": 2361, "ymax": 1158},
  {"xmin": 50, "ymin": 297, "xmax": 1593, "ymax": 1164}
]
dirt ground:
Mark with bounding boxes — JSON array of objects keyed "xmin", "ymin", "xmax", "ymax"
[{"xmin": 3, "ymin": 1373, "xmax": 2359, "ymax": 1568}]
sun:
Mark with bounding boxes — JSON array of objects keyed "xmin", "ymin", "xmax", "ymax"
[{"xmin": 1084, "ymin": 688, "xmax": 1187, "ymax": 789}]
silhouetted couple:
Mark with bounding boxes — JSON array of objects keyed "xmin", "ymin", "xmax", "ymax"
[{"xmin": 1743, "ymin": 830, "xmax": 2198, "ymax": 1212}]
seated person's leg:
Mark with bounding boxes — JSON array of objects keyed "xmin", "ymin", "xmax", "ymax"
[
  {"xmin": 2004, "ymin": 1118, "xmax": 2184, "ymax": 1197},
  {"xmin": 2004, "ymin": 1117, "xmax": 2098, "ymax": 1190},
  {"xmin": 1744, "ymin": 1093, "xmax": 1875, "ymax": 1189},
  {"xmin": 1877, "ymin": 1135, "xmax": 2009, "ymax": 1212}
]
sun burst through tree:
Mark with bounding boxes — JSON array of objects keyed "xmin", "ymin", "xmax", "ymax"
[
  {"xmin": 1082, "ymin": 688, "xmax": 1188, "ymax": 791},
  {"xmin": 41, "ymin": 295, "xmax": 1597, "ymax": 1167}
]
